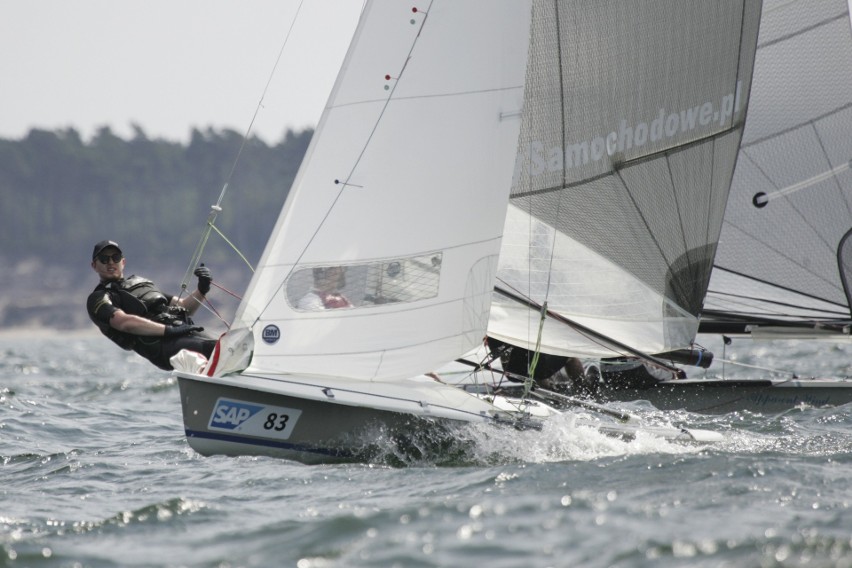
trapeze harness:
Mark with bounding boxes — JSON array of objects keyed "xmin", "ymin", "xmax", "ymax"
[{"xmin": 88, "ymin": 275, "xmax": 193, "ymax": 352}]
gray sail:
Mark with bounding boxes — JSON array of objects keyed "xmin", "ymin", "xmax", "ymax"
[
  {"xmin": 490, "ymin": 0, "xmax": 762, "ymax": 358},
  {"xmin": 704, "ymin": 0, "xmax": 852, "ymax": 336}
]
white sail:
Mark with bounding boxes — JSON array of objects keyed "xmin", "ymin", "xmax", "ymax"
[
  {"xmin": 705, "ymin": 0, "xmax": 852, "ymax": 333},
  {"xmin": 224, "ymin": 1, "xmax": 532, "ymax": 380},
  {"xmin": 489, "ymin": 0, "xmax": 763, "ymax": 358}
]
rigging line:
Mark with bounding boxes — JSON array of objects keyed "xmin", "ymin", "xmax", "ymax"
[
  {"xmin": 717, "ymin": 201, "xmax": 843, "ymax": 291},
  {"xmin": 180, "ymin": 205, "xmax": 220, "ymax": 298},
  {"xmin": 216, "ymin": 0, "xmax": 307, "ymax": 210},
  {"xmin": 523, "ymin": 123, "xmax": 745, "ymax": 317},
  {"xmin": 746, "ymin": 117, "xmax": 852, "ymax": 313},
  {"xmin": 517, "ymin": 1, "xmax": 550, "ymax": 380},
  {"xmin": 239, "ymin": 371, "xmax": 518, "ymax": 421},
  {"xmin": 811, "ymin": 121, "xmax": 852, "ymax": 220},
  {"xmin": 179, "ymin": 0, "xmax": 306, "ymax": 294},
  {"xmin": 208, "ymin": 222, "xmax": 255, "ymax": 273},
  {"xmin": 250, "ymin": 3, "xmax": 435, "ymax": 328},
  {"xmin": 455, "ymin": 343, "xmax": 509, "ymax": 395},
  {"xmin": 713, "ymin": 1, "xmax": 752, "ymax": 259},
  {"xmin": 521, "ymin": 0, "xmax": 544, "ymax": 372},
  {"xmin": 701, "ymin": 300, "xmax": 852, "ymax": 325},
  {"xmin": 613, "ymin": 167, "xmax": 673, "ymax": 276},
  {"xmin": 703, "ymin": 137, "xmax": 718, "ymax": 263},
  {"xmin": 331, "ymin": 84, "xmax": 523, "ymax": 109},
  {"xmin": 764, "ymin": 0, "xmax": 802, "ymax": 14},
  {"xmin": 524, "ymin": 0, "xmax": 566, "ymax": 387},
  {"xmin": 709, "ymin": 264, "xmax": 848, "ymax": 308},
  {"xmin": 663, "ymin": 149, "xmax": 694, "ymax": 305},
  {"xmin": 543, "ymin": 0, "xmax": 566, "ymax": 304},
  {"xmin": 740, "ymin": 102, "xmax": 852, "ymax": 149},
  {"xmin": 455, "ymin": 357, "xmax": 635, "ymax": 423},
  {"xmin": 524, "ymin": 204, "xmax": 534, "ymax": 361},
  {"xmin": 757, "ymin": 12, "xmax": 847, "ymax": 50},
  {"xmin": 523, "ymin": 300, "xmax": 548, "ymax": 399},
  {"xmin": 712, "ymin": 357, "xmax": 798, "ymax": 378},
  {"xmin": 702, "ymin": 292, "xmax": 848, "ymax": 318},
  {"xmin": 686, "ymin": 7, "xmax": 749, "ymax": 305},
  {"xmin": 494, "ymin": 277, "xmax": 621, "ymax": 358},
  {"xmin": 211, "ymin": 280, "xmax": 243, "ymax": 301},
  {"xmin": 201, "ymin": 297, "xmax": 231, "ymax": 329},
  {"xmin": 513, "ymin": 0, "xmax": 548, "ymax": 371},
  {"xmin": 181, "ymin": 292, "xmax": 231, "ymax": 329}
]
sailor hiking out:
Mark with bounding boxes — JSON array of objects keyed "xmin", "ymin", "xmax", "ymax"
[{"xmin": 86, "ymin": 239, "xmax": 217, "ymax": 370}]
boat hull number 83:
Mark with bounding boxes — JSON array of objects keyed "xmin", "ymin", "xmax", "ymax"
[{"xmin": 207, "ymin": 398, "xmax": 303, "ymax": 440}]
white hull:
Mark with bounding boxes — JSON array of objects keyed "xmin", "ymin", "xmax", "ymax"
[
  {"xmin": 176, "ymin": 371, "xmax": 515, "ymax": 464},
  {"xmin": 176, "ymin": 370, "xmax": 722, "ymax": 464}
]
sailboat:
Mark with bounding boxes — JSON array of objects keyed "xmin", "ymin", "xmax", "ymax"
[
  {"xmin": 491, "ymin": 0, "xmax": 852, "ymax": 414},
  {"xmin": 175, "ymin": 0, "xmax": 759, "ymax": 464}
]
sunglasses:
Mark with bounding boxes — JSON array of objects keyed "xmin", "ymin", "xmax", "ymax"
[{"xmin": 97, "ymin": 253, "xmax": 123, "ymax": 264}]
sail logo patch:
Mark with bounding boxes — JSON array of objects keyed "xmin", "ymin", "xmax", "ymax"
[
  {"xmin": 261, "ymin": 324, "xmax": 280, "ymax": 344},
  {"xmin": 513, "ymin": 81, "xmax": 743, "ymax": 185},
  {"xmin": 209, "ymin": 399, "xmax": 265, "ymax": 431}
]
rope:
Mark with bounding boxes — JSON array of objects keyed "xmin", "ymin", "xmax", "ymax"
[
  {"xmin": 199, "ymin": 297, "xmax": 230, "ymax": 330},
  {"xmin": 713, "ymin": 357, "xmax": 799, "ymax": 378},
  {"xmin": 211, "ymin": 280, "xmax": 243, "ymax": 301},
  {"xmin": 511, "ymin": 2, "xmax": 565, "ymax": 405},
  {"xmin": 208, "ymin": 223, "xmax": 255, "ymax": 273},
  {"xmin": 523, "ymin": 301, "xmax": 548, "ymax": 400}
]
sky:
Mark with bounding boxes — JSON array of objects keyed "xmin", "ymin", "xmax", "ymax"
[
  {"xmin": 6, "ymin": 1, "xmax": 851, "ymax": 145},
  {"xmin": 1, "ymin": 0, "xmax": 365, "ymax": 144}
]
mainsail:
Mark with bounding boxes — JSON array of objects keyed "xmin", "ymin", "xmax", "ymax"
[
  {"xmin": 489, "ymin": 0, "xmax": 763, "ymax": 358},
  {"xmin": 220, "ymin": 1, "xmax": 533, "ymax": 380},
  {"xmin": 703, "ymin": 0, "xmax": 852, "ymax": 336}
]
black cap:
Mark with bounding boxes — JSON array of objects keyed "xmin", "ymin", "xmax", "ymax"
[{"xmin": 92, "ymin": 240, "xmax": 122, "ymax": 260}]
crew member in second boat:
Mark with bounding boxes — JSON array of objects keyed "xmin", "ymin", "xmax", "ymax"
[{"xmin": 86, "ymin": 239, "xmax": 217, "ymax": 370}]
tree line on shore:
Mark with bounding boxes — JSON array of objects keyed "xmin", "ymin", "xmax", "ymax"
[{"xmin": 0, "ymin": 125, "xmax": 312, "ymax": 274}]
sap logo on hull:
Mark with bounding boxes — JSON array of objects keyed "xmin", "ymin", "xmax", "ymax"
[{"xmin": 209, "ymin": 399, "xmax": 265, "ymax": 430}]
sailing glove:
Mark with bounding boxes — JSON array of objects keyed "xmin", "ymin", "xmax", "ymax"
[
  {"xmin": 163, "ymin": 323, "xmax": 204, "ymax": 338},
  {"xmin": 194, "ymin": 265, "xmax": 212, "ymax": 295}
]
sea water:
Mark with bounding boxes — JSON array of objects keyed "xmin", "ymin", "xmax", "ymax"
[{"xmin": 2, "ymin": 333, "xmax": 852, "ymax": 567}]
